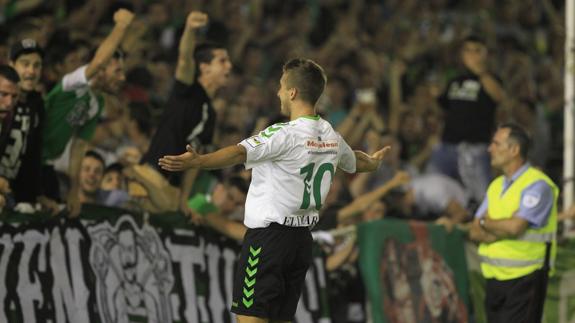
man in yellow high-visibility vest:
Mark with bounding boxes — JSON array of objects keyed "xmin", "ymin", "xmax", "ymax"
[{"xmin": 469, "ymin": 123, "xmax": 558, "ymax": 323}]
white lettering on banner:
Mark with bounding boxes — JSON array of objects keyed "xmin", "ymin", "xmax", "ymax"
[
  {"xmin": 207, "ymin": 244, "xmax": 226, "ymax": 323},
  {"xmin": 88, "ymin": 216, "xmax": 174, "ymax": 323},
  {"xmin": 295, "ymin": 255, "xmax": 328, "ymax": 323},
  {"xmin": 14, "ymin": 231, "xmax": 49, "ymax": 323},
  {"xmin": 197, "ymin": 295, "xmax": 210, "ymax": 323},
  {"xmin": 51, "ymin": 227, "xmax": 90, "ymax": 323},
  {"xmin": 0, "ymin": 212, "xmax": 330, "ymax": 323},
  {"xmin": 314, "ymin": 258, "xmax": 327, "ymax": 291},
  {"xmin": 296, "ymin": 299, "xmax": 313, "ymax": 323},
  {"xmin": 222, "ymin": 248, "xmax": 237, "ymax": 323},
  {"xmin": 305, "ymin": 265, "xmax": 319, "ymax": 309},
  {"xmin": 166, "ymin": 233, "xmax": 205, "ymax": 323},
  {"xmin": 0, "ymin": 234, "xmax": 14, "ymax": 323}
]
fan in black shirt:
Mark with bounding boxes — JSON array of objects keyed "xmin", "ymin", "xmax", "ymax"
[
  {"xmin": 7, "ymin": 39, "xmax": 58, "ymax": 213},
  {"xmin": 133, "ymin": 11, "xmax": 232, "ymax": 217},
  {"xmin": 428, "ymin": 35, "xmax": 506, "ymax": 204}
]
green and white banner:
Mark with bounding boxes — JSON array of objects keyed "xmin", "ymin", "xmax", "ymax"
[
  {"xmin": 358, "ymin": 219, "xmax": 470, "ymax": 323},
  {"xmin": 0, "ymin": 205, "xmax": 330, "ymax": 322}
]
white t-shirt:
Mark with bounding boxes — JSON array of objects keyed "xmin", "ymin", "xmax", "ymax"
[
  {"xmin": 412, "ymin": 173, "xmax": 469, "ymax": 216},
  {"xmin": 238, "ymin": 116, "xmax": 356, "ymax": 228}
]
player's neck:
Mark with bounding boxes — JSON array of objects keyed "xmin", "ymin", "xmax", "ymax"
[{"xmin": 289, "ymin": 103, "xmax": 316, "ymax": 121}]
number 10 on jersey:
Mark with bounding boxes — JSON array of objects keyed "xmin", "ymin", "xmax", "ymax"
[{"xmin": 299, "ymin": 162, "xmax": 335, "ymax": 211}]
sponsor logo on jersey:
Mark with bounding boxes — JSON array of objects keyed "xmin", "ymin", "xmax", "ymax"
[
  {"xmin": 246, "ymin": 135, "xmax": 264, "ymax": 148},
  {"xmin": 305, "ymin": 138, "xmax": 338, "ymax": 155},
  {"xmin": 305, "ymin": 139, "xmax": 338, "ymax": 149}
]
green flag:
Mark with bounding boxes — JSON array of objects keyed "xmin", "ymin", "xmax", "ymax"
[{"xmin": 358, "ymin": 218, "xmax": 469, "ymax": 323}]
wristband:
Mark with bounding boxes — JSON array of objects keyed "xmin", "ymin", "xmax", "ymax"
[{"xmin": 479, "ymin": 217, "xmax": 486, "ymax": 229}]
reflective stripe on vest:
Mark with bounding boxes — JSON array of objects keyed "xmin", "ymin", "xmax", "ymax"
[
  {"xmin": 479, "ymin": 167, "xmax": 558, "ymax": 280},
  {"xmin": 480, "ymin": 255, "xmax": 543, "ymax": 267},
  {"xmin": 480, "ymin": 255, "xmax": 555, "ymax": 268},
  {"xmin": 517, "ymin": 232, "xmax": 555, "ymax": 243}
]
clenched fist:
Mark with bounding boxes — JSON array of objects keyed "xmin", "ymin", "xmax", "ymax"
[
  {"xmin": 186, "ymin": 11, "xmax": 208, "ymax": 30},
  {"xmin": 114, "ymin": 8, "xmax": 135, "ymax": 28}
]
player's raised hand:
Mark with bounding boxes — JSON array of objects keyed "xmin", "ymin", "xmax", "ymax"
[
  {"xmin": 159, "ymin": 145, "xmax": 201, "ymax": 171},
  {"xmin": 354, "ymin": 146, "xmax": 392, "ymax": 172},
  {"xmin": 114, "ymin": 8, "xmax": 135, "ymax": 28},
  {"xmin": 186, "ymin": 11, "xmax": 208, "ymax": 30},
  {"xmin": 370, "ymin": 146, "xmax": 391, "ymax": 161}
]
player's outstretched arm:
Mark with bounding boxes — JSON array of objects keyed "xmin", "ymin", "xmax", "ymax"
[
  {"xmin": 354, "ymin": 146, "xmax": 391, "ymax": 172},
  {"xmin": 159, "ymin": 144, "xmax": 247, "ymax": 172}
]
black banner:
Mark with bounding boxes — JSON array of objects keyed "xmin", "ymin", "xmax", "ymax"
[{"xmin": 0, "ymin": 205, "xmax": 330, "ymax": 322}]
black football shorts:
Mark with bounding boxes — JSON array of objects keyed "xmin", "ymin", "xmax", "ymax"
[{"xmin": 231, "ymin": 223, "xmax": 313, "ymax": 321}]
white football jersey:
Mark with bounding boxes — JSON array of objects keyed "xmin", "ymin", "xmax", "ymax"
[{"xmin": 238, "ymin": 116, "xmax": 356, "ymax": 228}]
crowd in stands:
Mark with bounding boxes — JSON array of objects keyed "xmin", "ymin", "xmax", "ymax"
[{"xmin": 0, "ymin": 0, "xmax": 573, "ymax": 322}]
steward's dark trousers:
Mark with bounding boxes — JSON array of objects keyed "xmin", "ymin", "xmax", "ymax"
[{"xmin": 485, "ymin": 268, "xmax": 549, "ymax": 323}]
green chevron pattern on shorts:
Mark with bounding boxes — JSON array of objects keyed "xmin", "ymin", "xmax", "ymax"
[
  {"xmin": 250, "ymin": 246, "xmax": 261, "ymax": 256},
  {"xmin": 242, "ymin": 245, "xmax": 262, "ymax": 308}
]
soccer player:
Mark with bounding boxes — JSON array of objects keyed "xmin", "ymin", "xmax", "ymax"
[{"xmin": 159, "ymin": 58, "xmax": 389, "ymax": 323}]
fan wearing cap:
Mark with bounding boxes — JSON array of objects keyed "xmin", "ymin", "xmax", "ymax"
[
  {"xmin": 5, "ymin": 38, "xmax": 55, "ymax": 212},
  {"xmin": 42, "ymin": 8, "xmax": 134, "ymax": 217}
]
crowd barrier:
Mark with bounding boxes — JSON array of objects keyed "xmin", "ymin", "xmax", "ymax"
[
  {"xmin": 0, "ymin": 205, "xmax": 329, "ymax": 323},
  {"xmin": 1, "ymin": 206, "xmax": 573, "ymax": 323}
]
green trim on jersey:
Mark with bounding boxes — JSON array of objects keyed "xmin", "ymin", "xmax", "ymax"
[
  {"xmin": 260, "ymin": 122, "xmax": 289, "ymax": 138},
  {"xmin": 300, "ymin": 115, "xmax": 321, "ymax": 121}
]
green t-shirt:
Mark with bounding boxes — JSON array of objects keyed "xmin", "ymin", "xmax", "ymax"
[{"xmin": 43, "ymin": 65, "xmax": 104, "ymax": 161}]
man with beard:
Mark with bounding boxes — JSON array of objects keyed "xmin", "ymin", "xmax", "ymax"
[
  {"xmin": 42, "ymin": 8, "xmax": 134, "ymax": 217},
  {"xmin": 113, "ymin": 222, "xmax": 160, "ymax": 322},
  {"xmin": 135, "ymin": 11, "xmax": 232, "ymax": 216}
]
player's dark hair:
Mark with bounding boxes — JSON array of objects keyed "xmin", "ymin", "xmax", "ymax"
[{"xmin": 282, "ymin": 58, "xmax": 327, "ymax": 106}]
